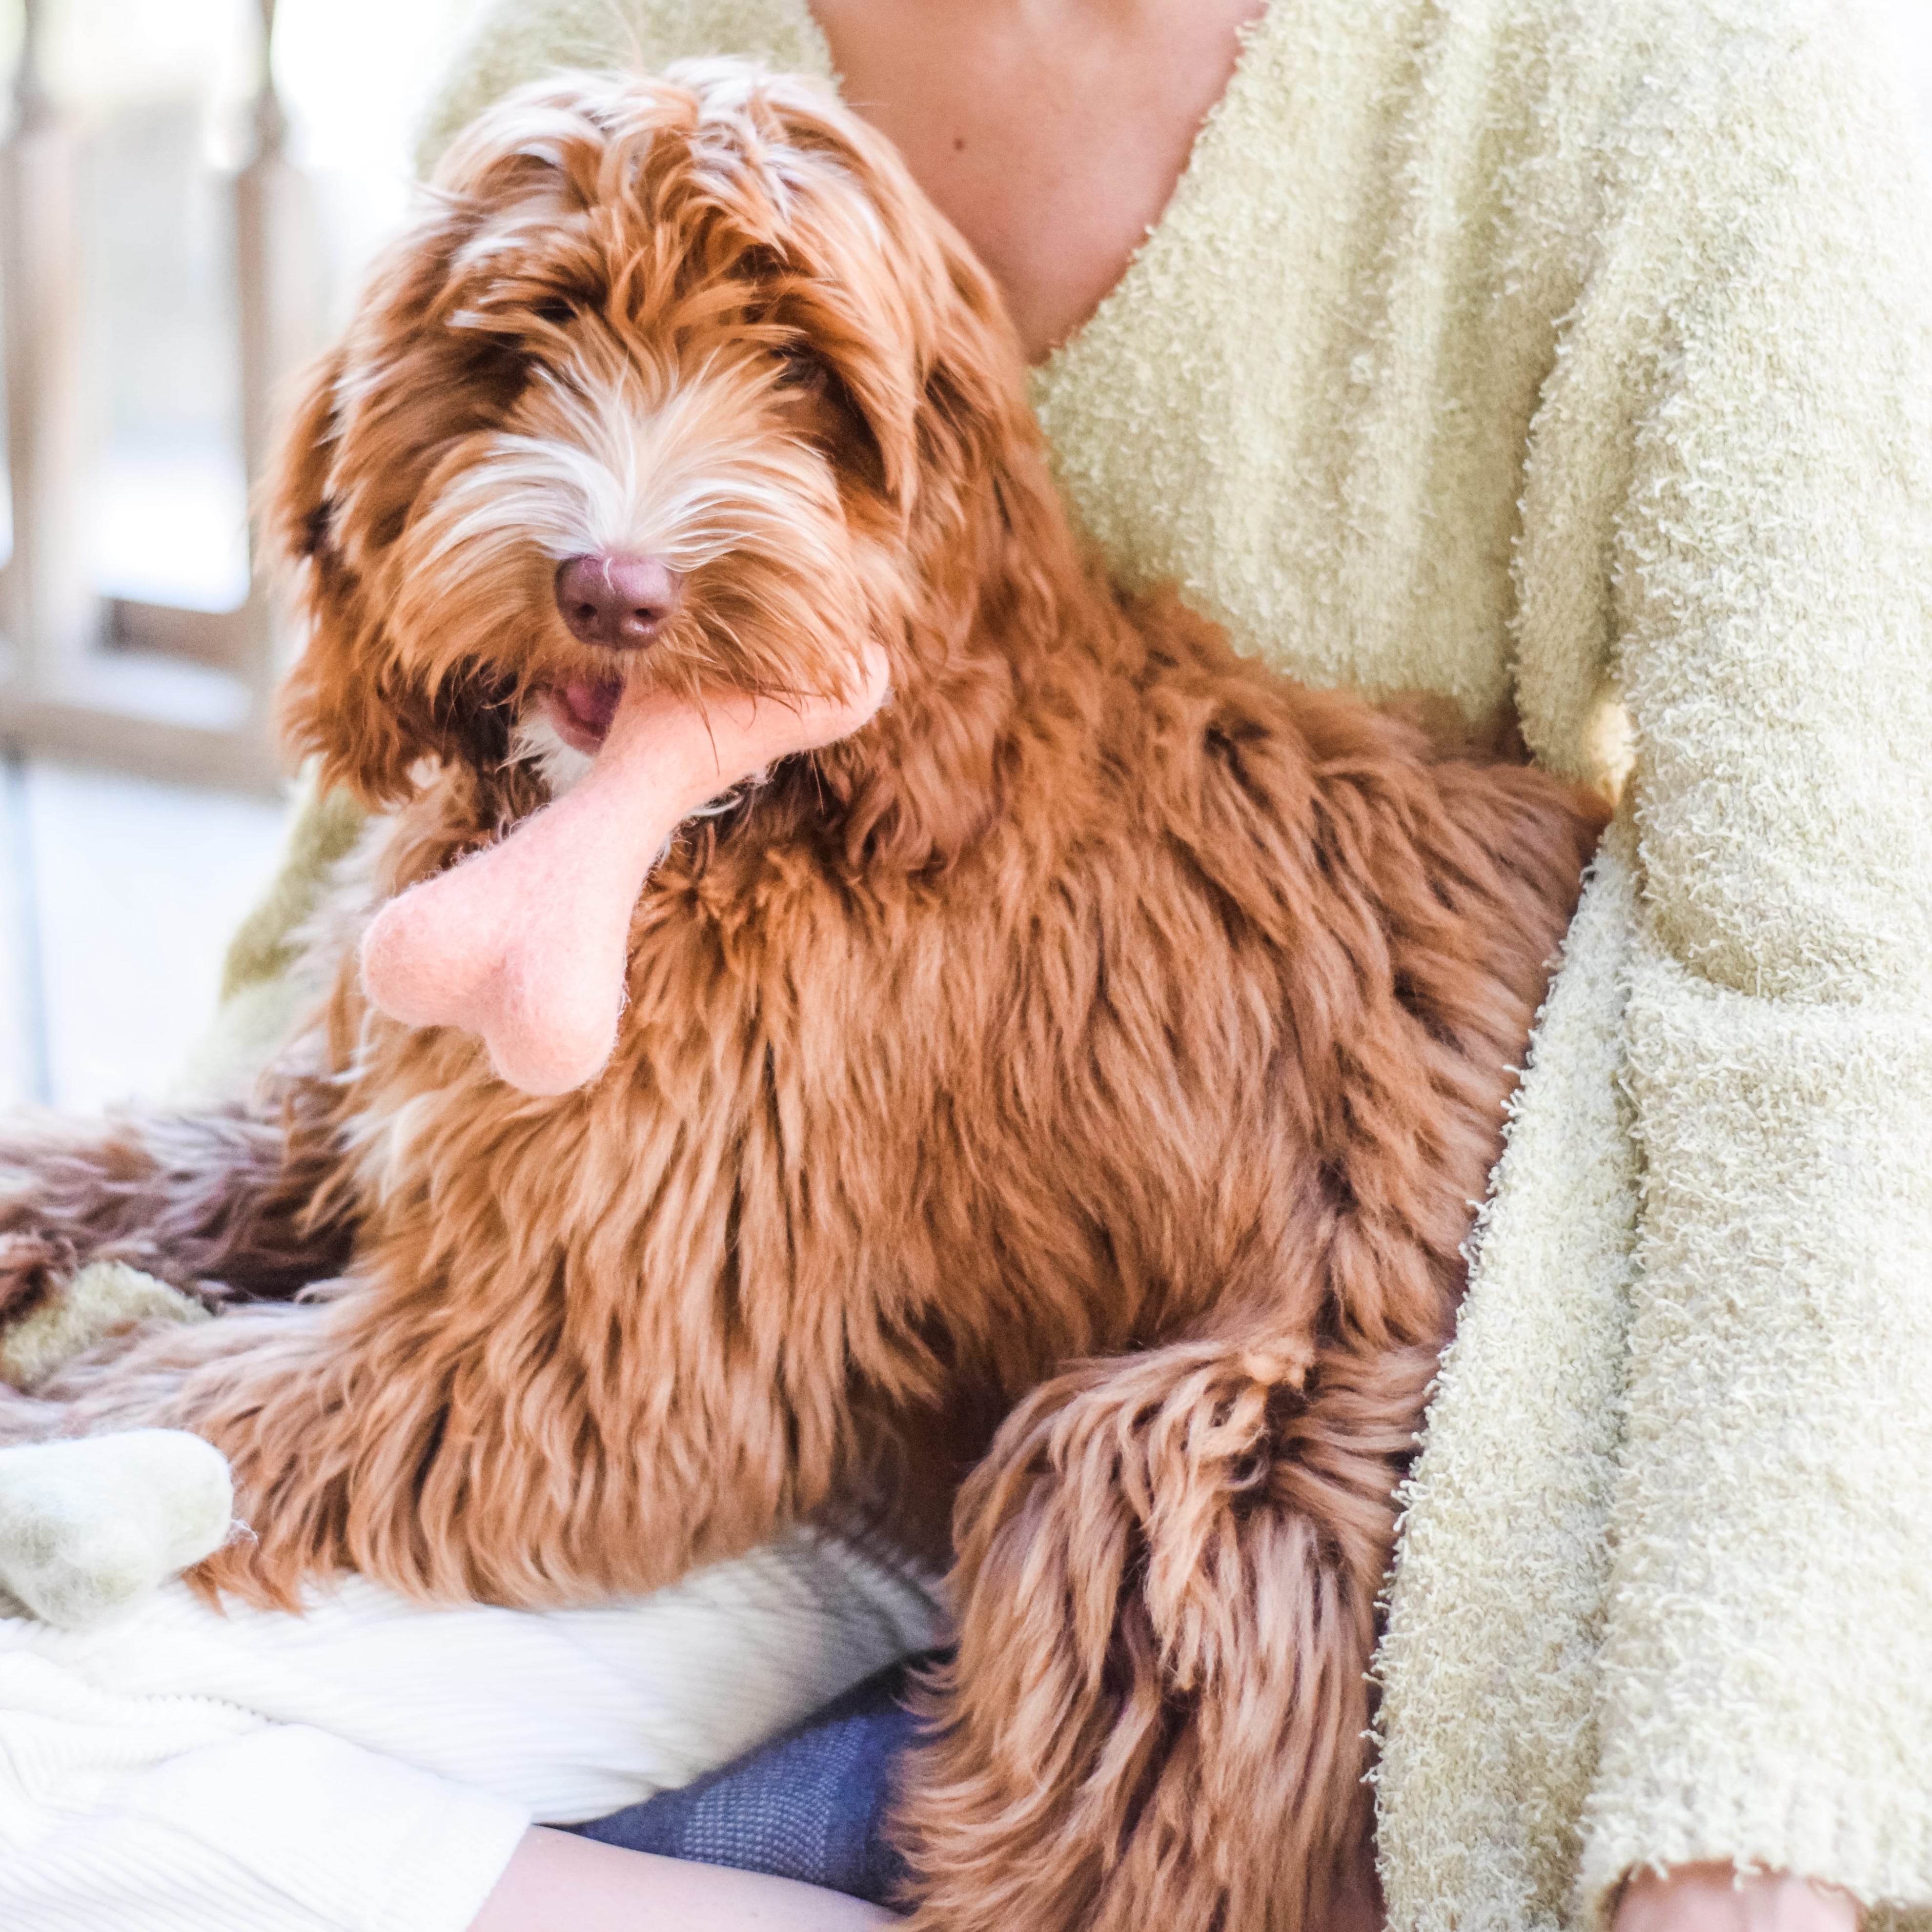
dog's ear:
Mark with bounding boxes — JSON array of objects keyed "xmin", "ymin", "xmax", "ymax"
[
  {"xmin": 263, "ymin": 167, "xmax": 540, "ymax": 808},
  {"xmin": 265, "ymin": 343, "xmax": 470, "ymax": 808},
  {"xmin": 753, "ymin": 91, "xmax": 1060, "ymax": 873},
  {"xmin": 812, "ymin": 245, "xmax": 1062, "ymax": 875},
  {"xmin": 259, "ymin": 99, "xmax": 618, "ymax": 809},
  {"xmin": 834, "ymin": 124, "xmax": 1045, "ymax": 542},
  {"xmin": 915, "ymin": 251, "xmax": 1039, "ymax": 517}
]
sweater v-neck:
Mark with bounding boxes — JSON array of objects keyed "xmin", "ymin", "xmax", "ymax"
[{"xmin": 785, "ymin": 0, "xmax": 1294, "ymax": 374}]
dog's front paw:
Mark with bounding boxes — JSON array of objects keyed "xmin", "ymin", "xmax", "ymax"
[{"xmin": 0, "ymin": 1429, "xmax": 234, "ymax": 1627}]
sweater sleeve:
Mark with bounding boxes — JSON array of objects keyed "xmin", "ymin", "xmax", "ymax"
[
  {"xmin": 413, "ymin": 0, "xmax": 834, "ymax": 172},
  {"xmin": 1514, "ymin": 3, "xmax": 1932, "ymax": 1915}
]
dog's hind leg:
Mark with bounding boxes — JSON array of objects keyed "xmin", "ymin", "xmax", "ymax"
[
  {"xmin": 0, "ymin": 1090, "xmax": 358, "ymax": 1314},
  {"xmin": 894, "ymin": 1335, "xmax": 1432, "ymax": 1932}
]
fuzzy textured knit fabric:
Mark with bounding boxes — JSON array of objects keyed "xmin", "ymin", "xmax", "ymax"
[{"xmin": 207, "ymin": 0, "xmax": 1932, "ymax": 1925}]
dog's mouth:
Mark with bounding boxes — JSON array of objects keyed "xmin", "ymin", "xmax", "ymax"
[{"xmin": 543, "ymin": 677, "xmax": 625, "ymax": 755}]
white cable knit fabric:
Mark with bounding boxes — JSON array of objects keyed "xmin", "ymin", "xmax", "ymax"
[{"xmin": 0, "ymin": 1531, "xmax": 943, "ymax": 1931}]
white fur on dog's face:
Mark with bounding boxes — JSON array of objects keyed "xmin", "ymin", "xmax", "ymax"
[
  {"xmin": 430, "ymin": 357, "xmax": 842, "ymax": 575},
  {"xmin": 505, "ymin": 707, "xmax": 595, "ymax": 796},
  {"xmin": 386, "ymin": 333, "xmax": 889, "ymax": 764}
]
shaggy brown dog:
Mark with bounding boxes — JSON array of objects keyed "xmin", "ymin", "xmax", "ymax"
[{"xmin": 0, "ymin": 62, "xmax": 1606, "ymax": 1932}]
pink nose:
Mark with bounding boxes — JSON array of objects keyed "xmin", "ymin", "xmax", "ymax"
[{"xmin": 553, "ymin": 554, "xmax": 682, "ymax": 650}]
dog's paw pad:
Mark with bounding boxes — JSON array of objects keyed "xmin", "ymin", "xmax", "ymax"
[
  {"xmin": 0, "ymin": 1430, "xmax": 234, "ymax": 1627},
  {"xmin": 0, "ymin": 1261, "xmax": 209, "ymax": 1391}
]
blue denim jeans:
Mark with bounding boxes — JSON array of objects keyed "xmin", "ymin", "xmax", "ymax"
[{"xmin": 567, "ymin": 1652, "xmax": 939, "ymax": 1908}]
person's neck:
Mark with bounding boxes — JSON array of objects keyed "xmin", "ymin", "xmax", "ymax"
[{"xmin": 808, "ymin": 0, "xmax": 1270, "ymax": 363}]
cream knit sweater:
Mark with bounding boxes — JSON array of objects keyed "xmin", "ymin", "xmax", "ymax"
[{"xmin": 203, "ymin": 0, "xmax": 1932, "ymax": 1925}]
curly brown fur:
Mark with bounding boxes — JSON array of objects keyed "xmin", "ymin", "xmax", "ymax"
[
  {"xmin": 902, "ymin": 1341, "xmax": 1436, "ymax": 1929},
  {"xmin": 0, "ymin": 62, "xmax": 1607, "ymax": 1932}
]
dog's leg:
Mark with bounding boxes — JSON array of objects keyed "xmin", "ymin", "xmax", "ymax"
[
  {"xmin": 14, "ymin": 1292, "xmax": 417, "ymax": 1608},
  {"xmin": 23, "ymin": 1246, "xmax": 819, "ymax": 1613},
  {"xmin": 0, "ymin": 1098, "xmax": 356, "ymax": 1309},
  {"xmin": 896, "ymin": 1334, "xmax": 1433, "ymax": 1932}
]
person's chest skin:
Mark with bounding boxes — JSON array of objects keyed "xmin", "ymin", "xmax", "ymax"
[{"xmin": 809, "ymin": 0, "xmax": 1270, "ymax": 366}]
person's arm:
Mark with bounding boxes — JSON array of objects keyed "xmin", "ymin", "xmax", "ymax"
[
  {"xmin": 1508, "ymin": 3, "xmax": 1932, "ymax": 1923},
  {"xmin": 468, "ymin": 1829, "xmax": 898, "ymax": 1932},
  {"xmin": 413, "ymin": 0, "xmax": 834, "ymax": 173}
]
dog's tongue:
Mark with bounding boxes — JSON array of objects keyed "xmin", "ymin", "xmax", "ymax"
[{"xmin": 360, "ymin": 662, "xmax": 887, "ymax": 1096}]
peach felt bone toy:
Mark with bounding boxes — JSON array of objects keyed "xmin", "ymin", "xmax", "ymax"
[{"xmin": 361, "ymin": 651, "xmax": 891, "ymax": 1097}]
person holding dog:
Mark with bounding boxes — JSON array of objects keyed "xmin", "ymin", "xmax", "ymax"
[
  {"xmin": 7, "ymin": 0, "xmax": 1921, "ymax": 1929},
  {"xmin": 414, "ymin": 0, "xmax": 1932, "ymax": 1926}
]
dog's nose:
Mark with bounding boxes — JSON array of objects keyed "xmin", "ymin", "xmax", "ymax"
[{"xmin": 553, "ymin": 554, "xmax": 682, "ymax": 650}]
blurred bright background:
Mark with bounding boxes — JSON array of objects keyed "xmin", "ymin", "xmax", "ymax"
[
  {"xmin": 0, "ymin": 0, "xmax": 489, "ymax": 1110},
  {"xmin": 0, "ymin": 0, "xmax": 1929, "ymax": 1113},
  {"xmin": 41, "ymin": 0, "xmax": 488, "ymax": 612}
]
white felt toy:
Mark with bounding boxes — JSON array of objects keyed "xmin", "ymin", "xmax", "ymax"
[
  {"xmin": 0, "ymin": 1427, "xmax": 233, "ymax": 1627},
  {"xmin": 0, "ymin": 1261, "xmax": 235, "ymax": 1627}
]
